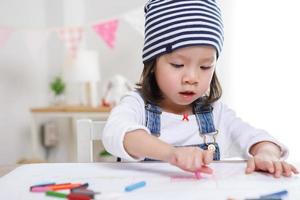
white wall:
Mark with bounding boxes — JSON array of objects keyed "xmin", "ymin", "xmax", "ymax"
[
  {"xmin": 220, "ymin": 0, "xmax": 300, "ymax": 162},
  {"xmin": 0, "ymin": 0, "xmax": 60, "ymax": 164},
  {"xmin": 0, "ymin": 0, "xmax": 146, "ymax": 164}
]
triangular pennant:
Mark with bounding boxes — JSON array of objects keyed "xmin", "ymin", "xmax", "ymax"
[
  {"xmin": 92, "ymin": 19, "xmax": 119, "ymax": 49},
  {"xmin": 0, "ymin": 27, "xmax": 13, "ymax": 48},
  {"xmin": 57, "ymin": 27, "xmax": 83, "ymax": 58},
  {"xmin": 122, "ymin": 7, "xmax": 145, "ymax": 36},
  {"xmin": 23, "ymin": 30, "xmax": 50, "ymax": 61}
]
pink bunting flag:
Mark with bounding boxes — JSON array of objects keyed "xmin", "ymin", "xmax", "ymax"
[
  {"xmin": 58, "ymin": 27, "xmax": 83, "ymax": 58},
  {"xmin": 93, "ymin": 19, "xmax": 119, "ymax": 49},
  {"xmin": 0, "ymin": 27, "xmax": 13, "ymax": 48}
]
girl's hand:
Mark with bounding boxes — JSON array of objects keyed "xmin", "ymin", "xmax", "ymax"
[
  {"xmin": 246, "ymin": 153, "xmax": 299, "ymax": 178},
  {"xmin": 167, "ymin": 147, "xmax": 214, "ymax": 173}
]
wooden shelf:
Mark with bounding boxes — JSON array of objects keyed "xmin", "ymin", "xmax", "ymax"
[{"xmin": 30, "ymin": 105, "xmax": 111, "ymax": 113}]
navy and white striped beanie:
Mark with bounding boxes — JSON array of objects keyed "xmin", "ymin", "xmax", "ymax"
[{"xmin": 142, "ymin": 0, "xmax": 224, "ymax": 64}]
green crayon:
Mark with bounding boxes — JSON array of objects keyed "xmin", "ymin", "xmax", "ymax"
[{"xmin": 46, "ymin": 191, "xmax": 67, "ymax": 198}]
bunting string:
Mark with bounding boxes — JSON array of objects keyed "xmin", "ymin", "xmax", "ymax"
[{"xmin": 0, "ymin": 7, "xmax": 144, "ymax": 58}]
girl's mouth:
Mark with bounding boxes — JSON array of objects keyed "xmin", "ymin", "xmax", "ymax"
[
  {"xmin": 179, "ymin": 91, "xmax": 195, "ymax": 96},
  {"xmin": 179, "ymin": 91, "xmax": 196, "ymax": 100}
]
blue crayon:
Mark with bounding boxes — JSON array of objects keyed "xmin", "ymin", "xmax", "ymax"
[
  {"xmin": 260, "ymin": 190, "xmax": 288, "ymax": 198},
  {"xmin": 246, "ymin": 198, "xmax": 282, "ymax": 200},
  {"xmin": 124, "ymin": 181, "xmax": 146, "ymax": 192}
]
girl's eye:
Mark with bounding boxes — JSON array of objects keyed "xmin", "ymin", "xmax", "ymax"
[
  {"xmin": 170, "ymin": 63, "xmax": 184, "ymax": 68},
  {"xmin": 200, "ymin": 66, "xmax": 212, "ymax": 70}
]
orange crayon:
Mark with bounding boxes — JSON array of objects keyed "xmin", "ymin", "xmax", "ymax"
[{"xmin": 50, "ymin": 183, "xmax": 82, "ymax": 191}]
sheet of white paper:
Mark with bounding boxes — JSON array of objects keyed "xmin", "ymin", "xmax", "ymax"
[{"xmin": 0, "ymin": 161, "xmax": 299, "ymax": 200}]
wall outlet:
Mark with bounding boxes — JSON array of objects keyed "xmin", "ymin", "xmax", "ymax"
[{"xmin": 41, "ymin": 121, "xmax": 59, "ymax": 148}]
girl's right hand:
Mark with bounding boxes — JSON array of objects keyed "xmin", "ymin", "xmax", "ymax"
[{"xmin": 167, "ymin": 147, "xmax": 214, "ymax": 173}]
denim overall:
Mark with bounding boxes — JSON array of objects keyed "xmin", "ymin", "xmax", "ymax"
[{"xmin": 144, "ymin": 99, "xmax": 220, "ymax": 161}]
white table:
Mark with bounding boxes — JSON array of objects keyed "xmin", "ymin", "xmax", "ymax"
[
  {"xmin": 1, "ymin": 161, "xmax": 299, "ymax": 200},
  {"xmin": 30, "ymin": 106, "xmax": 110, "ymax": 162}
]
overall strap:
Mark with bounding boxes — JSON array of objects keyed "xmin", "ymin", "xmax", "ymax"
[
  {"xmin": 193, "ymin": 99, "xmax": 220, "ymax": 160},
  {"xmin": 144, "ymin": 102, "xmax": 161, "ymax": 161},
  {"xmin": 193, "ymin": 99, "xmax": 216, "ymax": 134},
  {"xmin": 145, "ymin": 102, "xmax": 162, "ymax": 137}
]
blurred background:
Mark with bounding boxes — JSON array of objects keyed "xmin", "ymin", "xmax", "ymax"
[{"xmin": 0, "ymin": 0, "xmax": 299, "ymax": 164}]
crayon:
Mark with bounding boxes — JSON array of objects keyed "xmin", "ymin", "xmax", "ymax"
[
  {"xmin": 46, "ymin": 191, "xmax": 67, "ymax": 198},
  {"xmin": 228, "ymin": 197, "xmax": 281, "ymax": 200},
  {"xmin": 71, "ymin": 188, "xmax": 99, "ymax": 198},
  {"xmin": 30, "ymin": 182, "xmax": 56, "ymax": 191},
  {"xmin": 67, "ymin": 193, "xmax": 91, "ymax": 200},
  {"xmin": 246, "ymin": 198, "xmax": 281, "ymax": 200},
  {"xmin": 50, "ymin": 183, "xmax": 82, "ymax": 191},
  {"xmin": 227, "ymin": 197, "xmax": 282, "ymax": 200},
  {"xmin": 31, "ymin": 186, "xmax": 51, "ymax": 192},
  {"xmin": 124, "ymin": 181, "xmax": 146, "ymax": 192},
  {"xmin": 71, "ymin": 183, "xmax": 89, "ymax": 191},
  {"xmin": 52, "ymin": 183, "xmax": 72, "ymax": 186},
  {"xmin": 194, "ymin": 171, "xmax": 202, "ymax": 179},
  {"xmin": 30, "ymin": 182, "xmax": 72, "ymax": 192},
  {"xmin": 260, "ymin": 190, "xmax": 288, "ymax": 198}
]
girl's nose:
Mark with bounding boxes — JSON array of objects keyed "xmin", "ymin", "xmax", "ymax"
[{"xmin": 182, "ymin": 69, "xmax": 198, "ymax": 85}]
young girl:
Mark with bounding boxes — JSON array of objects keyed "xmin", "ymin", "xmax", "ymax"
[{"xmin": 102, "ymin": 0, "xmax": 298, "ymax": 177}]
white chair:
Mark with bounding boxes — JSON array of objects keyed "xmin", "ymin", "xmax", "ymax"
[{"xmin": 76, "ymin": 119, "xmax": 107, "ymax": 162}]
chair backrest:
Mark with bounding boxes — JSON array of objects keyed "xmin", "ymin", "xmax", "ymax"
[{"xmin": 76, "ymin": 119, "xmax": 106, "ymax": 162}]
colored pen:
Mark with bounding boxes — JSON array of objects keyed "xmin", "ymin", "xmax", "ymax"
[
  {"xmin": 31, "ymin": 186, "xmax": 52, "ymax": 192},
  {"xmin": 71, "ymin": 183, "xmax": 89, "ymax": 191},
  {"xmin": 228, "ymin": 197, "xmax": 281, "ymax": 200},
  {"xmin": 53, "ymin": 182, "xmax": 73, "ymax": 187},
  {"xmin": 124, "ymin": 181, "xmax": 146, "ymax": 192},
  {"xmin": 67, "ymin": 193, "xmax": 91, "ymax": 200},
  {"xmin": 71, "ymin": 188, "xmax": 99, "ymax": 198},
  {"xmin": 194, "ymin": 171, "xmax": 202, "ymax": 179},
  {"xmin": 30, "ymin": 182, "xmax": 56, "ymax": 191},
  {"xmin": 260, "ymin": 190, "xmax": 288, "ymax": 198},
  {"xmin": 46, "ymin": 191, "xmax": 68, "ymax": 198},
  {"xmin": 245, "ymin": 198, "xmax": 282, "ymax": 200},
  {"xmin": 50, "ymin": 183, "xmax": 82, "ymax": 191},
  {"xmin": 31, "ymin": 183, "xmax": 76, "ymax": 192},
  {"xmin": 31, "ymin": 182, "xmax": 72, "ymax": 190}
]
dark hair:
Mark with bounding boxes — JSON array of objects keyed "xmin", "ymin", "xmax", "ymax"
[{"xmin": 136, "ymin": 59, "xmax": 222, "ymax": 106}]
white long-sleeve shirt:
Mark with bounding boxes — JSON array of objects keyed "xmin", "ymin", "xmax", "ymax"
[{"xmin": 102, "ymin": 91, "xmax": 288, "ymax": 161}]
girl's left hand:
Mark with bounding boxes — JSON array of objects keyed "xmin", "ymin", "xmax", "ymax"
[{"xmin": 245, "ymin": 153, "xmax": 299, "ymax": 178}]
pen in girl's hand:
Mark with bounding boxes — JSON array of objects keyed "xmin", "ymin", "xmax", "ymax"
[{"xmin": 194, "ymin": 171, "xmax": 202, "ymax": 179}]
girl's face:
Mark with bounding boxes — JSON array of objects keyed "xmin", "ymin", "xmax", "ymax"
[{"xmin": 155, "ymin": 45, "xmax": 216, "ymax": 113}]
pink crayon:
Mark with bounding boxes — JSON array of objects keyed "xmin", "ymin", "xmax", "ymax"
[
  {"xmin": 30, "ymin": 186, "xmax": 51, "ymax": 192},
  {"xmin": 194, "ymin": 171, "xmax": 202, "ymax": 179}
]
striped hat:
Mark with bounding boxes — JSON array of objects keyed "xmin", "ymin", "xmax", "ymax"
[{"xmin": 142, "ymin": 0, "xmax": 224, "ymax": 64}]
